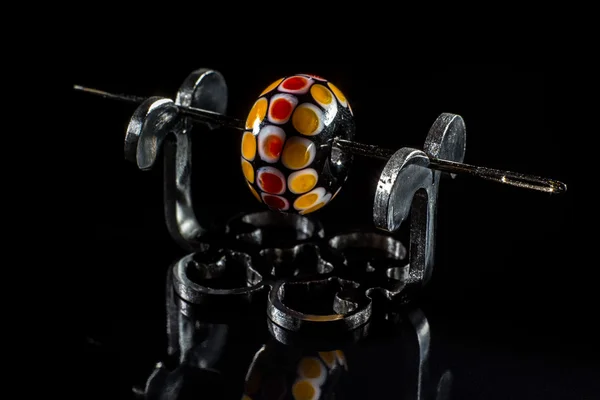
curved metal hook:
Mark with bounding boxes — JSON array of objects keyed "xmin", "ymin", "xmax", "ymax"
[
  {"xmin": 163, "ymin": 69, "xmax": 229, "ymax": 250},
  {"xmin": 424, "ymin": 113, "xmax": 466, "ymax": 181},
  {"xmin": 175, "ymin": 69, "xmax": 228, "ymax": 124},
  {"xmin": 123, "ymin": 68, "xmax": 229, "ymax": 251},
  {"xmin": 124, "ymin": 97, "xmax": 180, "ymax": 169},
  {"xmin": 374, "ymin": 148, "xmax": 434, "ymax": 285},
  {"xmin": 373, "ymin": 113, "xmax": 467, "ymax": 286}
]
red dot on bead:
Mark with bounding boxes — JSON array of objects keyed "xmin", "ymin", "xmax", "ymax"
[
  {"xmin": 259, "ymin": 172, "xmax": 283, "ymax": 194},
  {"xmin": 271, "ymin": 98, "xmax": 293, "ymax": 121},
  {"xmin": 265, "ymin": 136, "xmax": 283, "ymax": 158},
  {"xmin": 282, "ymin": 76, "xmax": 307, "ymax": 90},
  {"xmin": 263, "ymin": 194, "xmax": 286, "ymax": 209}
]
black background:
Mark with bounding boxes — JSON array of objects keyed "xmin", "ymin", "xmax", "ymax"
[{"xmin": 72, "ymin": 63, "xmax": 587, "ymax": 398}]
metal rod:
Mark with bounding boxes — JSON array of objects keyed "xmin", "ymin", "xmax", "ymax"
[
  {"xmin": 73, "ymin": 85, "xmax": 246, "ymax": 131},
  {"xmin": 428, "ymin": 158, "xmax": 566, "ymax": 193},
  {"xmin": 332, "ymin": 138, "xmax": 395, "ymax": 160},
  {"xmin": 73, "ymin": 85, "xmax": 147, "ymax": 105},
  {"xmin": 334, "ymin": 139, "xmax": 567, "ymax": 194},
  {"xmin": 74, "ymin": 85, "xmax": 567, "ymax": 194}
]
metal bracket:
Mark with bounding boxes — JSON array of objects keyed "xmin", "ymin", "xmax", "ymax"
[
  {"xmin": 123, "ymin": 68, "xmax": 228, "ymax": 251},
  {"xmin": 373, "ymin": 113, "xmax": 466, "ymax": 286}
]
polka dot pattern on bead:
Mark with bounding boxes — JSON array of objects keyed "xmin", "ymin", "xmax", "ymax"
[{"xmin": 242, "ymin": 74, "xmax": 355, "ymax": 214}]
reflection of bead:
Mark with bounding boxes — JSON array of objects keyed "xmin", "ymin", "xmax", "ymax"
[
  {"xmin": 292, "ymin": 379, "xmax": 321, "ymax": 400},
  {"xmin": 242, "ymin": 345, "xmax": 348, "ymax": 400},
  {"xmin": 242, "ymin": 74, "xmax": 355, "ymax": 215}
]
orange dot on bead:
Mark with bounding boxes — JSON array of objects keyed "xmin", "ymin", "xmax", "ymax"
[
  {"xmin": 288, "ymin": 169, "xmax": 317, "ymax": 194},
  {"xmin": 310, "ymin": 84, "xmax": 333, "ymax": 105},
  {"xmin": 292, "ymin": 189, "xmax": 327, "ymax": 212},
  {"xmin": 294, "ymin": 193, "xmax": 319, "ymax": 209},
  {"xmin": 292, "ymin": 105, "xmax": 321, "ymax": 136},
  {"xmin": 283, "ymin": 143, "xmax": 309, "ymax": 168},
  {"xmin": 260, "ymin": 77, "xmax": 284, "ymax": 96},
  {"xmin": 241, "ymin": 158, "xmax": 255, "ymax": 183},
  {"xmin": 327, "ymin": 82, "xmax": 347, "ymax": 106},
  {"xmin": 282, "ymin": 137, "xmax": 315, "ymax": 170},
  {"xmin": 242, "ymin": 131, "xmax": 256, "ymax": 160},
  {"xmin": 246, "ymin": 97, "xmax": 268, "ymax": 130}
]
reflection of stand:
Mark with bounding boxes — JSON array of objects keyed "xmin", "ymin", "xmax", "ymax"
[
  {"xmin": 144, "ymin": 263, "xmax": 264, "ymax": 399},
  {"xmin": 141, "ymin": 263, "xmax": 449, "ymax": 399},
  {"xmin": 400, "ymin": 308, "xmax": 451, "ymax": 400}
]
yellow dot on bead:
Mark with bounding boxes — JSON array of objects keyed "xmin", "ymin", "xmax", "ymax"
[
  {"xmin": 292, "ymin": 105, "xmax": 320, "ymax": 136},
  {"xmin": 260, "ymin": 77, "xmax": 284, "ymax": 96},
  {"xmin": 299, "ymin": 201, "xmax": 326, "ymax": 215},
  {"xmin": 242, "ymin": 158, "xmax": 255, "ymax": 183},
  {"xmin": 242, "ymin": 395, "xmax": 253, "ymax": 400},
  {"xmin": 289, "ymin": 173, "xmax": 317, "ymax": 194},
  {"xmin": 310, "ymin": 84, "xmax": 333, "ymax": 105},
  {"xmin": 247, "ymin": 181, "xmax": 261, "ymax": 203},
  {"xmin": 327, "ymin": 82, "xmax": 347, "ymax": 105},
  {"xmin": 292, "ymin": 380, "xmax": 316, "ymax": 400},
  {"xmin": 294, "ymin": 193, "xmax": 319, "ymax": 210},
  {"xmin": 241, "ymin": 131, "xmax": 257, "ymax": 160},
  {"xmin": 245, "ymin": 97, "xmax": 268, "ymax": 130},
  {"xmin": 282, "ymin": 140, "xmax": 313, "ymax": 170}
]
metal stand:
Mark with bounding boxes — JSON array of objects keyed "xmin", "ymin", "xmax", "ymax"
[{"xmin": 109, "ymin": 68, "xmax": 468, "ymax": 399}]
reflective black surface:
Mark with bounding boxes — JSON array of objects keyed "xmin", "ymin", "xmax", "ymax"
[{"xmin": 73, "ymin": 62, "xmax": 588, "ymax": 399}]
